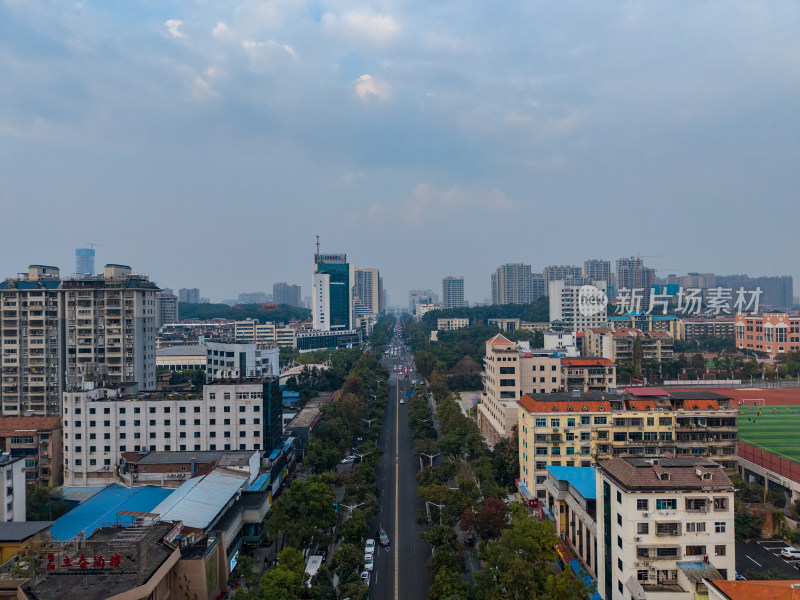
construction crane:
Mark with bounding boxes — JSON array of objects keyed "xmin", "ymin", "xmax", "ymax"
[{"xmin": 86, "ymin": 242, "xmax": 103, "ymax": 249}]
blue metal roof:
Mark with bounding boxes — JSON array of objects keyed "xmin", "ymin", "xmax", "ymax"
[
  {"xmin": 250, "ymin": 473, "xmax": 271, "ymax": 492},
  {"xmin": 50, "ymin": 484, "xmax": 174, "ymax": 541},
  {"xmin": 568, "ymin": 559, "xmax": 601, "ymax": 600},
  {"xmin": 546, "ymin": 466, "xmax": 597, "ymax": 500}
]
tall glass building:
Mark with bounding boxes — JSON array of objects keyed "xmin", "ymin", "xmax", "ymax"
[
  {"xmin": 313, "ymin": 253, "xmax": 354, "ymax": 331},
  {"xmin": 75, "ymin": 248, "xmax": 95, "ymax": 275}
]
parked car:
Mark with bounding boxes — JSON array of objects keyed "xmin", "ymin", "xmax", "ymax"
[
  {"xmin": 364, "ymin": 553, "xmax": 374, "ymax": 572},
  {"xmin": 781, "ymin": 547, "xmax": 800, "ymax": 559},
  {"xmin": 464, "ymin": 533, "xmax": 475, "ymax": 547},
  {"xmin": 317, "ymin": 547, "xmax": 328, "ymax": 562},
  {"xmin": 365, "ymin": 539, "xmax": 376, "ymax": 554},
  {"xmin": 378, "ymin": 528, "xmax": 390, "ymax": 547},
  {"xmin": 360, "ymin": 571, "xmax": 370, "ymax": 586}
]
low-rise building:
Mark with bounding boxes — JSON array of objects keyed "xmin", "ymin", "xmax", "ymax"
[
  {"xmin": 706, "ymin": 579, "xmax": 800, "ymax": 600},
  {"xmin": 584, "ymin": 328, "xmax": 674, "ymax": 362},
  {"xmin": 234, "ymin": 319, "xmax": 277, "ymax": 344},
  {"xmin": 488, "ymin": 318, "xmax": 521, "ymax": 332},
  {"xmin": 607, "ymin": 313, "xmax": 684, "ymax": 340},
  {"xmin": 682, "ymin": 318, "xmax": 735, "ymax": 341},
  {"xmin": 735, "ymin": 312, "xmax": 800, "ymax": 357},
  {"xmin": 205, "ymin": 341, "xmax": 279, "ymax": 379},
  {"xmin": 0, "ymin": 521, "xmax": 52, "ymax": 564},
  {"xmin": 62, "ymin": 378, "xmax": 281, "ymax": 486},
  {"xmin": 596, "ymin": 456, "xmax": 735, "ymax": 600},
  {"xmin": 0, "ymin": 416, "xmax": 62, "ymax": 488},
  {"xmin": 118, "ymin": 449, "xmax": 260, "ymax": 488},
  {"xmin": 437, "ymin": 317, "xmax": 470, "ymax": 331},
  {"xmin": 517, "ymin": 388, "xmax": 738, "ymax": 500},
  {"xmin": 156, "ymin": 344, "xmax": 208, "ymax": 372}
]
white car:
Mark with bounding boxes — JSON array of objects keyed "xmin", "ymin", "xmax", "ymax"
[
  {"xmin": 364, "ymin": 553, "xmax": 374, "ymax": 571},
  {"xmin": 365, "ymin": 539, "xmax": 376, "ymax": 554},
  {"xmin": 781, "ymin": 547, "xmax": 800, "ymax": 559},
  {"xmin": 360, "ymin": 571, "xmax": 370, "ymax": 586}
]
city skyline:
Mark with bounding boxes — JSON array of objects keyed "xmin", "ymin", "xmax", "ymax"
[{"xmin": 1, "ymin": 2, "xmax": 798, "ymax": 304}]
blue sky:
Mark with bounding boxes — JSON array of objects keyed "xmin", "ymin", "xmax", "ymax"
[{"xmin": 1, "ymin": 1, "xmax": 798, "ymax": 305}]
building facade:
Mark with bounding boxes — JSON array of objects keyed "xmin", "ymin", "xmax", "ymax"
[
  {"xmin": 584, "ymin": 259, "xmax": 613, "ymax": 298},
  {"xmin": 544, "ymin": 265, "xmax": 582, "ymax": 292},
  {"xmin": 616, "ymin": 257, "xmax": 655, "ymax": 310},
  {"xmin": 584, "ymin": 328, "xmax": 674, "ymax": 362},
  {"xmin": 735, "ymin": 312, "xmax": 800, "ymax": 357},
  {"xmin": 75, "ymin": 248, "xmax": 95, "ymax": 276},
  {"xmin": 549, "ymin": 280, "xmax": 608, "ymax": 332},
  {"xmin": 682, "ymin": 318, "xmax": 735, "ymax": 341},
  {"xmin": 354, "ymin": 268, "xmax": 381, "ymax": 315},
  {"xmin": 517, "ymin": 388, "xmax": 738, "ymax": 501},
  {"xmin": 0, "ymin": 416, "xmax": 62, "ymax": 488},
  {"xmin": 205, "ymin": 342, "xmax": 279, "ymax": 380},
  {"xmin": 596, "ymin": 456, "xmax": 735, "ymax": 600},
  {"xmin": 156, "ymin": 292, "xmax": 179, "ymax": 328},
  {"xmin": 273, "ymin": 282, "xmax": 302, "ymax": 307},
  {"xmin": 62, "ymin": 378, "xmax": 281, "ymax": 486},
  {"xmin": 491, "ymin": 263, "xmax": 539, "ymax": 305},
  {"xmin": 313, "ymin": 253, "xmax": 354, "ymax": 332},
  {"xmin": 437, "ymin": 318, "xmax": 470, "ymax": 332},
  {"xmin": 0, "ymin": 264, "xmax": 158, "ymax": 417},
  {"xmin": 0, "ymin": 454, "xmax": 25, "ymax": 521},
  {"xmin": 442, "ymin": 276, "xmax": 465, "ymax": 309},
  {"xmin": 178, "ymin": 288, "xmax": 200, "ymax": 304}
]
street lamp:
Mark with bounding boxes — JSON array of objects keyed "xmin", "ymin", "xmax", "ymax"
[
  {"xmin": 426, "ymin": 501, "xmax": 446, "ymax": 525},
  {"xmin": 354, "ymin": 451, "xmax": 374, "ymax": 462},
  {"xmin": 420, "ymin": 452, "xmax": 440, "ymax": 469},
  {"xmin": 340, "ymin": 502, "xmax": 364, "ymax": 514},
  {"xmin": 363, "ymin": 417, "xmax": 377, "ymax": 428}
]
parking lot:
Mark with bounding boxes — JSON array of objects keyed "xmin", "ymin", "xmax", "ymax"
[{"xmin": 735, "ymin": 539, "xmax": 800, "ymax": 579}]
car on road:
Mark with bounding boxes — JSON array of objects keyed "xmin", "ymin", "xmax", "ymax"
[
  {"xmin": 365, "ymin": 539, "xmax": 376, "ymax": 554},
  {"xmin": 340, "ymin": 456, "xmax": 354, "ymax": 464},
  {"xmin": 364, "ymin": 553, "xmax": 374, "ymax": 571},
  {"xmin": 378, "ymin": 528, "xmax": 390, "ymax": 547},
  {"xmin": 781, "ymin": 547, "xmax": 800, "ymax": 559},
  {"xmin": 399, "ymin": 399, "xmax": 404, "ymax": 404},
  {"xmin": 360, "ymin": 571, "xmax": 370, "ymax": 586}
]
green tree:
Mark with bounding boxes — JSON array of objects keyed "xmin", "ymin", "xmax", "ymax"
[
  {"xmin": 632, "ymin": 336, "xmax": 643, "ymax": 378},
  {"xmin": 257, "ymin": 547, "xmax": 307, "ymax": 600},
  {"xmin": 26, "ymin": 486, "xmax": 70, "ymax": 521},
  {"xmin": 265, "ymin": 477, "xmax": 336, "ymax": 549}
]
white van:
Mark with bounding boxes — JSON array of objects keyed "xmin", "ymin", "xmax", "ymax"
[{"xmin": 305, "ymin": 555, "xmax": 323, "ymax": 589}]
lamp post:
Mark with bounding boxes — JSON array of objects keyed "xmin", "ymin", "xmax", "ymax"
[
  {"xmin": 340, "ymin": 502, "xmax": 364, "ymax": 514},
  {"xmin": 426, "ymin": 501, "xmax": 446, "ymax": 525},
  {"xmin": 420, "ymin": 452, "xmax": 440, "ymax": 469},
  {"xmin": 363, "ymin": 417, "xmax": 377, "ymax": 429}
]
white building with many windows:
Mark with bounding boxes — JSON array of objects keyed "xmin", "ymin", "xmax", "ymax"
[
  {"xmin": 62, "ymin": 380, "xmax": 278, "ymax": 486},
  {"xmin": 0, "ymin": 453, "xmax": 25, "ymax": 521},
  {"xmin": 596, "ymin": 456, "xmax": 735, "ymax": 600}
]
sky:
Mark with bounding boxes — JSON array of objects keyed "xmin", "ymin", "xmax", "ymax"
[{"xmin": 1, "ymin": 1, "xmax": 798, "ymax": 306}]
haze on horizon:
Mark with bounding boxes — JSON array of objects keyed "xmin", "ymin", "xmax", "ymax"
[{"xmin": 1, "ymin": 1, "xmax": 798, "ymax": 305}]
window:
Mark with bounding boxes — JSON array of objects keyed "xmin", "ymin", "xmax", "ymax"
[
  {"xmin": 655, "ymin": 499, "xmax": 677, "ymax": 510},
  {"xmin": 637, "ymin": 569, "xmax": 648, "ymax": 582},
  {"xmin": 149, "ymin": 420, "xmax": 156, "ymax": 426},
  {"xmin": 149, "ymin": 407, "xmax": 156, "ymax": 414},
  {"xmin": 89, "ymin": 445, "xmax": 96, "ymax": 453},
  {"xmin": 618, "ymin": 581, "xmax": 623, "ymax": 594},
  {"xmin": 120, "ymin": 420, "xmax": 126, "ymax": 426},
  {"xmin": 209, "ymin": 393, "xmax": 216, "ymax": 400},
  {"xmin": 637, "ymin": 523, "xmax": 649, "ymax": 534},
  {"xmin": 686, "ymin": 545, "xmax": 706, "ymax": 556},
  {"xmin": 194, "ymin": 406, "xmax": 201, "ymax": 413},
  {"xmin": 149, "ymin": 432, "xmax": 156, "ymax": 439},
  {"xmin": 224, "ymin": 419, "xmax": 231, "ymax": 425},
  {"xmin": 686, "ymin": 522, "xmax": 706, "ymax": 533},
  {"xmin": 594, "ymin": 416, "xmax": 607, "ymax": 425},
  {"xmin": 617, "ymin": 514, "xmax": 622, "ymax": 526},
  {"xmin": 210, "ymin": 432, "xmax": 216, "ymax": 438},
  {"xmin": 239, "ymin": 406, "xmax": 246, "ymax": 412},
  {"xmin": 210, "ymin": 419, "xmax": 216, "ymax": 425},
  {"xmin": 179, "ymin": 407, "xmax": 186, "ymax": 413},
  {"xmin": 224, "ymin": 406, "xmax": 231, "ymax": 413},
  {"xmin": 715, "ymin": 545, "xmax": 726, "ymax": 556},
  {"xmin": 535, "ymin": 418, "xmax": 546, "ymax": 427},
  {"xmin": 550, "ymin": 419, "xmax": 560, "ymax": 427},
  {"xmin": 179, "ymin": 419, "xmax": 186, "ymax": 425},
  {"xmin": 637, "ymin": 499, "xmax": 648, "ymax": 511},
  {"xmin": 567, "ymin": 418, "xmax": 575, "ymax": 427},
  {"xmin": 239, "ymin": 418, "xmax": 246, "ymax": 425},
  {"xmin": 224, "ymin": 393, "xmax": 231, "ymax": 400},
  {"xmin": 194, "ymin": 432, "xmax": 201, "ymax": 438},
  {"xmin": 715, "ymin": 522, "xmax": 726, "ymax": 533},
  {"xmin": 194, "ymin": 419, "xmax": 200, "ymax": 425},
  {"xmin": 617, "ymin": 536, "xmax": 622, "ymax": 548},
  {"xmin": 617, "ymin": 558, "xmax": 622, "ymax": 571},
  {"xmin": 617, "ymin": 491, "xmax": 622, "ymax": 503},
  {"xmin": 713, "ymin": 497, "xmax": 729, "ymax": 511}
]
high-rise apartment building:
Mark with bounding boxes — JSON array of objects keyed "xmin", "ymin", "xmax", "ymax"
[
  {"xmin": 584, "ymin": 259, "xmax": 613, "ymax": 298},
  {"xmin": 442, "ymin": 276, "xmax": 465, "ymax": 309},
  {"xmin": 354, "ymin": 268, "xmax": 381, "ymax": 315},
  {"xmin": 156, "ymin": 292, "xmax": 179, "ymax": 327},
  {"xmin": 544, "ymin": 265, "xmax": 582, "ymax": 292},
  {"xmin": 0, "ymin": 264, "xmax": 158, "ymax": 416},
  {"xmin": 616, "ymin": 256, "xmax": 655, "ymax": 309},
  {"xmin": 272, "ymin": 282, "xmax": 302, "ymax": 307},
  {"xmin": 491, "ymin": 263, "xmax": 538, "ymax": 305},
  {"xmin": 178, "ymin": 288, "xmax": 200, "ymax": 304},
  {"xmin": 549, "ymin": 280, "xmax": 608, "ymax": 332},
  {"xmin": 75, "ymin": 248, "xmax": 95, "ymax": 276},
  {"xmin": 313, "ymin": 252, "xmax": 354, "ymax": 331},
  {"xmin": 716, "ymin": 274, "xmax": 794, "ymax": 309}
]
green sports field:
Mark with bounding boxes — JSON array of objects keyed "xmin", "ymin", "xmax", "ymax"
[{"xmin": 738, "ymin": 405, "xmax": 800, "ymax": 462}]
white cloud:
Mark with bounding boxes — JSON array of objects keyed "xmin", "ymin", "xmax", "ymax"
[
  {"xmin": 241, "ymin": 40, "xmax": 296, "ymax": 72},
  {"xmin": 402, "ymin": 183, "xmax": 518, "ymax": 222},
  {"xmin": 321, "ymin": 11, "xmax": 401, "ymax": 45},
  {"xmin": 341, "ymin": 171, "xmax": 365, "ymax": 184},
  {"xmin": 165, "ymin": 19, "xmax": 185, "ymax": 39},
  {"xmin": 193, "ymin": 66, "xmax": 220, "ymax": 98},
  {"xmin": 355, "ymin": 74, "xmax": 391, "ymax": 101},
  {"xmin": 212, "ymin": 22, "xmax": 230, "ymax": 39}
]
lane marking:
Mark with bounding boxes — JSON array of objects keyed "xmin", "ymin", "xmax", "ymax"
[{"xmin": 746, "ymin": 556, "xmax": 761, "ymax": 567}]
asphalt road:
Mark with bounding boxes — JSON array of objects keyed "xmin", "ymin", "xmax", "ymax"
[
  {"xmin": 367, "ymin": 344, "xmax": 433, "ymax": 600},
  {"xmin": 735, "ymin": 538, "xmax": 800, "ymax": 579}
]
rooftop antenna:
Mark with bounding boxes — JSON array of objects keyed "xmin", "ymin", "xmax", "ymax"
[
  {"xmin": 86, "ymin": 242, "xmax": 103, "ymax": 249},
  {"xmin": 315, "ymin": 235, "xmax": 320, "ymax": 255}
]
